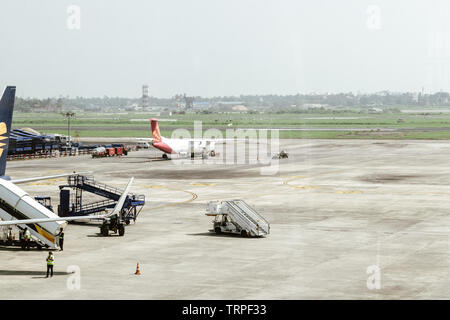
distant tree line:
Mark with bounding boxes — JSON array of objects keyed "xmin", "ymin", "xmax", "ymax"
[
  {"xmin": 15, "ymin": 97, "xmax": 63, "ymax": 112},
  {"xmin": 13, "ymin": 91, "xmax": 450, "ymax": 112}
]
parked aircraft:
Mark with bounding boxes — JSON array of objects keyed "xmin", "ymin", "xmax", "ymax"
[{"xmin": 150, "ymin": 118, "xmax": 217, "ymax": 159}]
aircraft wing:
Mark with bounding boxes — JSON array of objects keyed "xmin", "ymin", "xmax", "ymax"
[
  {"xmin": 0, "ymin": 177, "xmax": 134, "ymax": 226},
  {"xmin": 0, "ymin": 215, "xmax": 107, "ymax": 226},
  {"xmin": 105, "ymin": 177, "xmax": 134, "ymax": 217},
  {"xmin": 11, "ymin": 172, "xmax": 90, "ymax": 184}
]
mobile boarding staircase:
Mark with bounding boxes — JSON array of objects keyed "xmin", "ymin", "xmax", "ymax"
[
  {"xmin": 207, "ymin": 200, "xmax": 270, "ymax": 236},
  {"xmin": 58, "ymin": 174, "xmax": 145, "ymax": 224}
]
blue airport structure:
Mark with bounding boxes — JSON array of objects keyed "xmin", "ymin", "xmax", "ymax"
[{"xmin": 8, "ymin": 129, "xmax": 59, "ymax": 155}]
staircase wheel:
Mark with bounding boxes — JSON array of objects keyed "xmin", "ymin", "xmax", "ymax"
[
  {"xmin": 214, "ymin": 227, "xmax": 222, "ymax": 234},
  {"xmin": 118, "ymin": 224, "xmax": 125, "ymax": 236},
  {"xmin": 101, "ymin": 224, "xmax": 109, "ymax": 236},
  {"xmin": 241, "ymin": 230, "xmax": 248, "ymax": 237}
]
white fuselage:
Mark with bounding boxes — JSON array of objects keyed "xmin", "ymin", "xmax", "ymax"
[
  {"xmin": 155, "ymin": 136, "xmax": 216, "ymax": 157},
  {"xmin": 0, "ymin": 179, "xmax": 65, "ymax": 248}
]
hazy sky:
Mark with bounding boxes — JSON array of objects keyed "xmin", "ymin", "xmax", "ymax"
[{"xmin": 1, "ymin": 0, "xmax": 450, "ymax": 98}]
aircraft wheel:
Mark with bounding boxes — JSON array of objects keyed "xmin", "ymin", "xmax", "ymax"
[
  {"xmin": 210, "ymin": 151, "xmax": 215, "ymax": 157},
  {"xmin": 162, "ymin": 154, "xmax": 168, "ymax": 160}
]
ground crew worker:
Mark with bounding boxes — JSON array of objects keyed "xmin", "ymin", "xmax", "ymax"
[
  {"xmin": 57, "ymin": 229, "xmax": 64, "ymax": 251},
  {"xmin": 19, "ymin": 229, "xmax": 24, "ymax": 249},
  {"xmin": 7, "ymin": 227, "xmax": 13, "ymax": 244},
  {"xmin": 46, "ymin": 252, "xmax": 54, "ymax": 278},
  {"xmin": 24, "ymin": 229, "xmax": 31, "ymax": 250}
]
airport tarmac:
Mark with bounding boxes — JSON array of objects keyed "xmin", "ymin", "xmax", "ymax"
[{"xmin": 1, "ymin": 139, "xmax": 450, "ymax": 299}]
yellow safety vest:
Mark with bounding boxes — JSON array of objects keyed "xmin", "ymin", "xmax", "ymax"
[{"xmin": 47, "ymin": 256, "xmax": 54, "ymax": 266}]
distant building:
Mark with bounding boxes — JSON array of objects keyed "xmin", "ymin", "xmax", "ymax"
[
  {"xmin": 231, "ymin": 105, "xmax": 248, "ymax": 111},
  {"xmin": 160, "ymin": 110, "xmax": 172, "ymax": 116},
  {"xmin": 368, "ymin": 107, "xmax": 383, "ymax": 113}
]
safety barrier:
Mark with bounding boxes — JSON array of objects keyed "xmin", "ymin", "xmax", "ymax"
[
  {"xmin": 6, "ymin": 146, "xmax": 133, "ymax": 161},
  {"xmin": 7, "ymin": 150, "xmax": 92, "ymax": 161}
]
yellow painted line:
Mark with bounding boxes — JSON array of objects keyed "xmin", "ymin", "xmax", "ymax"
[
  {"xmin": 336, "ymin": 190, "xmax": 363, "ymax": 194},
  {"xmin": 292, "ymin": 185, "xmax": 320, "ymax": 190},
  {"xmin": 280, "ymin": 175, "xmax": 306, "ymax": 180},
  {"xmin": 191, "ymin": 183, "xmax": 216, "ymax": 187},
  {"xmin": 27, "ymin": 178, "xmax": 66, "ymax": 186},
  {"xmin": 144, "ymin": 185, "xmax": 167, "ymax": 189},
  {"xmin": 149, "ymin": 189, "xmax": 198, "ymax": 211}
]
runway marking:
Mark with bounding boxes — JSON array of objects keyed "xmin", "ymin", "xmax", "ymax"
[
  {"xmin": 293, "ymin": 185, "xmax": 320, "ymax": 190},
  {"xmin": 144, "ymin": 185, "xmax": 167, "ymax": 189},
  {"xmin": 304, "ymin": 226, "xmax": 450, "ymax": 237},
  {"xmin": 336, "ymin": 190, "xmax": 363, "ymax": 194},
  {"xmin": 191, "ymin": 183, "xmax": 216, "ymax": 187},
  {"xmin": 281, "ymin": 175, "xmax": 306, "ymax": 180},
  {"xmin": 147, "ymin": 188, "xmax": 198, "ymax": 211},
  {"xmin": 26, "ymin": 178, "xmax": 66, "ymax": 186},
  {"xmin": 280, "ymin": 162, "xmax": 450, "ymax": 196}
]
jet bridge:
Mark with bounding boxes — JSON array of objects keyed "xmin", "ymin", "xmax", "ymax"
[
  {"xmin": 0, "ymin": 179, "xmax": 64, "ymax": 249},
  {"xmin": 206, "ymin": 200, "xmax": 270, "ymax": 237}
]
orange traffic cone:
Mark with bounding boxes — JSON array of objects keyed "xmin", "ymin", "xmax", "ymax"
[{"xmin": 135, "ymin": 262, "xmax": 141, "ymax": 275}]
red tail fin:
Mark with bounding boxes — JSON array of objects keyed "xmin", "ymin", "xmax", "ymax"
[{"xmin": 150, "ymin": 118, "xmax": 162, "ymax": 143}]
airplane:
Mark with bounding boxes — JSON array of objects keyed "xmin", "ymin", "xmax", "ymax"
[
  {"xmin": 0, "ymin": 86, "xmax": 134, "ymax": 247},
  {"xmin": 150, "ymin": 118, "xmax": 217, "ymax": 159}
]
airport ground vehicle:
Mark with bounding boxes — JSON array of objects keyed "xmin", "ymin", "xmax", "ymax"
[
  {"xmin": 205, "ymin": 200, "xmax": 270, "ymax": 237},
  {"xmin": 92, "ymin": 146, "xmax": 127, "ymax": 158},
  {"xmin": 78, "ymin": 144, "xmax": 100, "ymax": 151},
  {"xmin": 91, "ymin": 146, "xmax": 106, "ymax": 157},
  {"xmin": 100, "ymin": 215, "xmax": 125, "ymax": 236},
  {"xmin": 34, "ymin": 196, "xmax": 54, "ymax": 212},
  {"xmin": 272, "ymin": 150, "xmax": 288, "ymax": 159},
  {"xmin": 91, "ymin": 146, "xmax": 115, "ymax": 157},
  {"xmin": 52, "ymin": 134, "xmax": 72, "ymax": 146},
  {"xmin": 137, "ymin": 141, "xmax": 150, "ymax": 149}
]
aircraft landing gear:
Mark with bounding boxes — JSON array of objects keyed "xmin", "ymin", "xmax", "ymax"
[{"xmin": 100, "ymin": 217, "xmax": 126, "ymax": 236}]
